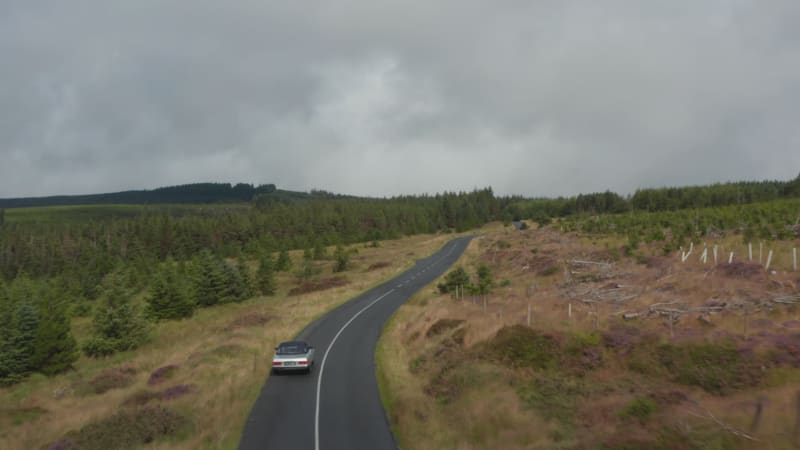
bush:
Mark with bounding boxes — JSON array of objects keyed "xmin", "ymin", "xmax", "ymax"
[
  {"xmin": 518, "ymin": 376, "xmax": 587, "ymax": 426},
  {"xmin": 148, "ymin": 365, "xmax": 179, "ymax": 386},
  {"xmin": 333, "ymin": 245, "xmax": 351, "ymax": 273},
  {"xmin": 480, "ymin": 325, "xmax": 560, "ymax": 370},
  {"xmin": 82, "ymin": 338, "xmax": 118, "ymax": 358},
  {"xmin": 50, "ymin": 406, "xmax": 189, "ymax": 450},
  {"xmin": 656, "ymin": 342, "xmax": 763, "ymax": 395},
  {"xmin": 619, "ymin": 397, "xmax": 657, "ymax": 422},
  {"xmin": 86, "ymin": 367, "xmax": 137, "ymax": 394},
  {"xmin": 563, "ymin": 332, "xmax": 603, "ymax": 373},
  {"xmin": 437, "ymin": 267, "xmax": 470, "ymax": 295},
  {"xmin": 538, "ymin": 264, "xmax": 560, "ymax": 277}
]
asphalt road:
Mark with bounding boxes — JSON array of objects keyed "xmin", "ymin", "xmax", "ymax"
[{"xmin": 238, "ymin": 236, "xmax": 474, "ymax": 450}]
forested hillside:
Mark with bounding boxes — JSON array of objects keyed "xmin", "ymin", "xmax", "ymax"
[
  {"xmin": 506, "ymin": 174, "xmax": 800, "ymax": 223},
  {"xmin": 0, "ymin": 182, "xmax": 284, "ymax": 208},
  {"xmin": 0, "ymin": 188, "xmax": 500, "ymax": 384}
]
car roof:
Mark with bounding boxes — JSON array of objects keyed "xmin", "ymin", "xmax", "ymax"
[{"xmin": 278, "ymin": 340, "xmax": 309, "ymax": 347}]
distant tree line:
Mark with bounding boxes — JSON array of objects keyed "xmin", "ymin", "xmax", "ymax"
[
  {"xmin": 509, "ymin": 175, "xmax": 800, "ymax": 225},
  {"xmin": 0, "ymin": 182, "xmax": 279, "ymax": 209},
  {"xmin": 0, "ymin": 188, "xmax": 500, "ymax": 283}
]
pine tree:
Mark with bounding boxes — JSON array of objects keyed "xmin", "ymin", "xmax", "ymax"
[
  {"xmin": 275, "ymin": 247, "xmax": 292, "ymax": 272},
  {"xmin": 146, "ymin": 262, "xmax": 195, "ymax": 320},
  {"xmin": 219, "ymin": 261, "xmax": 247, "ymax": 304},
  {"xmin": 313, "ymin": 240, "xmax": 327, "ymax": 260},
  {"xmin": 476, "ymin": 264, "xmax": 494, "ymax": 295},
  {"xmin": 84, "ymin": 275, "xmax": 150, "ymax": 357},
  {"xmin": 257, "ymin": 254, "xmax": 277, "ymax": 296},
  {"xmin": 437, "ymin": 267, "xmax": 471, "ymax": 295},
  {"xmin": 236, "ymin": 255, "xmax": 254, "ymax": 299},
  {"xmin": 333, "ymin": 245, "xmax": 351, "ymax": 273},
  {"xmin": 297, "ymin": 248, "xmax": 318, "ymax": 280},
  {"xmin": 32, "ymin": 300, "xmax": 78, "ymax": 375},
  {"xmin": 194, "ymin": 250, "xmax": 227, "ymax": 307},
  {"xmin": 11, "ymin": 302, "xmax": 39, "ymax": 375}
]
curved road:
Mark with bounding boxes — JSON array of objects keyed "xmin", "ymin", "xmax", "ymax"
[{"xmin": 238, "ymin": 236, "xmax": 473, "ymax": 450}]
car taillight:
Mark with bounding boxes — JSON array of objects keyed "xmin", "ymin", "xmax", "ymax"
[
  {"xmin": 299, "ymin": 360, "xmax": 308, "ymax": 365},
  {"xmin": 272, "ymin": 361, "xmax": 282, "ymax": 366}
]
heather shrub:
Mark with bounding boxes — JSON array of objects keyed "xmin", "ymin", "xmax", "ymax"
[
  {"xmin": 147, "ymin": 364, "xmax": 179, "ymax": 386},
  {"xmin": 656, "ymin": 342, "xmax": 763, "ymax": 395},
  {"xmin": 85, "ymin": 366, "xmax": 137, "ymax": 395},
  {"xmin": 53, "ymin": 406, "xmax": 189, "ymax": 450},
  {"xmin": 479, "ymin": 325, "xmax": 560, "ymax": 370},
  {"xmin": 619, "ymin": 397, "xmax": 657, "ymax": 422}
]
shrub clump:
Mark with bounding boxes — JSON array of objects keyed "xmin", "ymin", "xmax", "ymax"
[
  {"xmin": 563, "ymin": 332, "xmax": 604, "ymax": 374},
  {"xmin": 147, "ymin": 365, "xmax": 179, "ymax": 386},
  {"xmin": 425, "ymin": 319, "xmax": 465, "ymax": 338},
  {"xmin": 366, "ymin": 261, "xmax": 391, "ymax": 271},
  {"xmin": 517, "ymin": 376, "xmax": 587, "ymax": 426},
  {"xmin": 87, "ymin": 366, "xmax": 137, "ymax": 395},
  {"xmin": 767, "ymin": 334, "xmax": 800, "ymax": 367},
  {"xmin": 656, "ymin": 342, "xmax": 763, "ymax": 395},
  {"xmin": 288, "ymin": 277, "xmax": 349, "ymax": 295},
  {"xmin": 619, "ymin": 397, "xmax": 657, "ymax": 422},
  {"xmin": 479, "ymin": 325, "xmax": 560, "ymax": 370},
  {"xmin": 123, "ymin": 384, "xmax": 195, "ymax": 406},
  {"xmin": 47, "ymin": 406, "xmax": 189, "ymax": 450}
]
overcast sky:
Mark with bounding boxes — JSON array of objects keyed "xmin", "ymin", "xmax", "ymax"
[{"xmin": 2, "ymin": 1, "xmax": 799, "ymax": 199}]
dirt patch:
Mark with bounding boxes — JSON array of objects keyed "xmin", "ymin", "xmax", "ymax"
[
  {"xmin": 366, "ymin": 261, "xmax": 391, "ymax": 271},
  {"xmin": 425, "ymin": 319, "xmax": 465, "ymax": 338},
  {"xmin": 526, "ymin": 254, "xmax": 559, "ymax": 275},
  {"xmin": 226, "ymin": 312, "xmax": 272, "ymax": 331},
  {"xmin": 86, "ymin": 366, "xmax": 137, "ymax": 395},
  {"xmin": 641, "ymin": 255, "xmax": 671, "ymax": 270},
  {"xmin": 288, "ymin": 277, "xmax": 349, "ymax": 295},
  {"xmin": 718, "ymin": 262, "xmax": 767, "ymax": 280},
  {"xmin": 147, "ymin": 365, "xmax": 179, "ymax": 386}
]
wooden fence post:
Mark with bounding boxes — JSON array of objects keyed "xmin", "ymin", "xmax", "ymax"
[
  {"xmin": 729, "ymin": 252, "xmax": 734, "ymax": 264},
  {"xmin": 594, "ymin": 302, "xmax": 600, "ymax": 330},
  {"xmin": 765, "ymin": 250, "xmax": 773, "ymax": 271},
  {"xmin": 669, "ymin": 311, "xmax": 674, "ymax": 340},
  {"xmin": 749, "ymin": 242, "xmax": 753, "ymax": 261},
  {"xmin": 750, "ymin": 397, "xmax": 764, "ymax": 432}
]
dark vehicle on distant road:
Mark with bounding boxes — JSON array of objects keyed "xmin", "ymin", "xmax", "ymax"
[{"xmin": 272, "ymin": 341, "xmax": 315, "ymax": 374}]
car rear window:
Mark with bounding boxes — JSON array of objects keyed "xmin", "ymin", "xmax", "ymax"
[{"xmin": 277, "ymin": 343, "xmax": 306, "ymax": 355}]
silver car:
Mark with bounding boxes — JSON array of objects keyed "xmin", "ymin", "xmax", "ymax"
[{"xmin": 272, "ymin": 341, "xmax": 315, "ymax": 374}]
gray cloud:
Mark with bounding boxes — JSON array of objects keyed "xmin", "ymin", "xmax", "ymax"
[{"xmin": 1, "ymin": 0, "xmax": 799, "ymax": 198}]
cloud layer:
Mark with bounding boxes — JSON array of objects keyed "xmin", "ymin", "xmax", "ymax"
[{"xmin": 2, "ymin": 0, "xmax": 799, "ymax": 198}]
